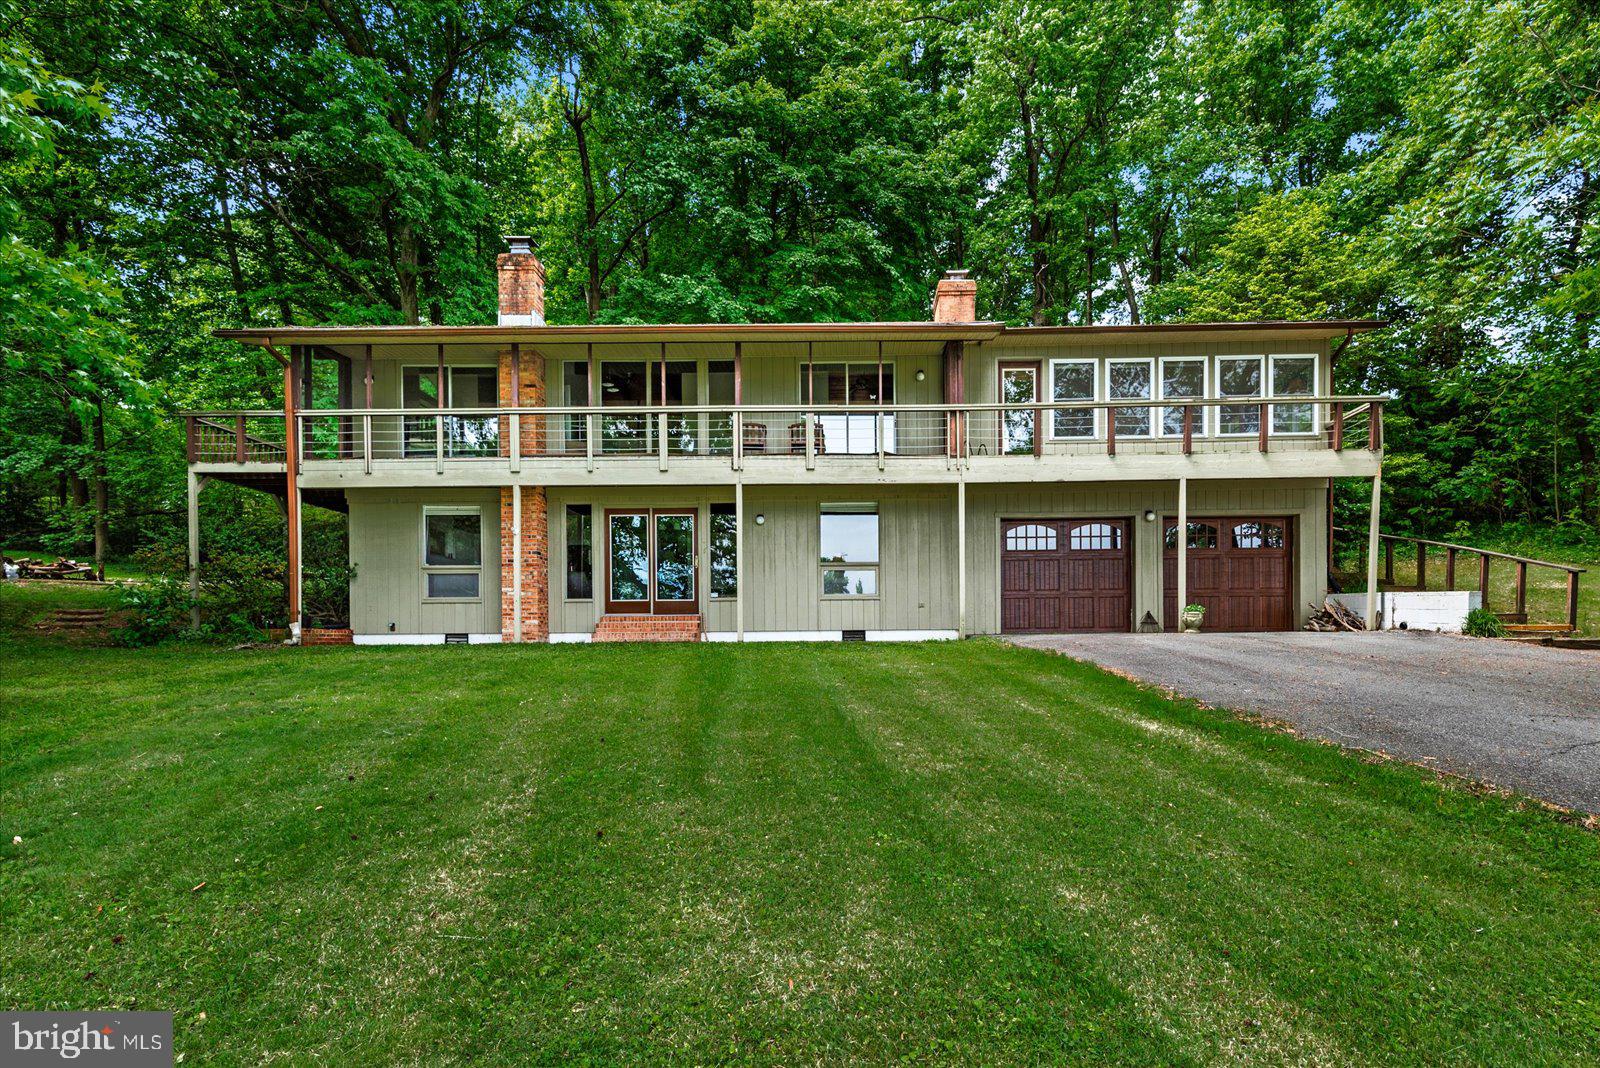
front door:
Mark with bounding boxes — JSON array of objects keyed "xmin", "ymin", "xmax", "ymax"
[
  {"xmin": 1000, "ymin": 362, "xmax": 1042, "ymax": 456},
  {"xmin": 606, "ymin": 509, "xmax": 697, "ymax": 614}
]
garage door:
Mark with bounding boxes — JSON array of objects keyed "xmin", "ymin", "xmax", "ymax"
[
  {"xmin": 1162, "ymin": 516, "xmax": 1294, "ymax": 631},
  {"xmin": 1001, "ymin": 519, "xmax": 1131, "ymax": 633}
]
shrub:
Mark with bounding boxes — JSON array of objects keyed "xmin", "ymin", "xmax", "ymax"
[
  {"xmin": 1463, "ymin": 607, "xmax": 1508, "ymax": 638},
  {"xmin": 113, "ymin": 575, "xmax": 198, "ymax": 646}
]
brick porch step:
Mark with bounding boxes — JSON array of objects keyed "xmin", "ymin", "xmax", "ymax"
[{"xmin": 592, "ymin": 614, "xmax": 702, "ymax": 643}]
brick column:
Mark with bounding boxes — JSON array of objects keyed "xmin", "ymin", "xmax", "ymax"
[{"xmin": 500, "ymin": 347, "xmax": 548, "ymax": 641}]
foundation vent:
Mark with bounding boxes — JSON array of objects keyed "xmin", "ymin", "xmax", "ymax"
[
  {"xmin": 842, "ymin": 629, "xmax": 867, "ymax": 642},
  {"xmin": 444, "ymin": 633, "xmax": 470, "ymax": 644}
]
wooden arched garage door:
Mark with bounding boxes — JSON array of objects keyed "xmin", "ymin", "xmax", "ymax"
[
  {"xmin": 1001, "ymin": 519, "xmax": 1132, "ymax": 633},
  {"xmin": 1162, "ymin": 517, "xmax": 1294, "ymax": 631}
]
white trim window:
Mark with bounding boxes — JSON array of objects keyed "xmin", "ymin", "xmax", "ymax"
[
  {"xmin": 1269, "ymin": 353, "xmax": 1318, "ymax": 435},
  {"xmin": 1106, "ymin": 358, "xmax": 1154, "ymax": 438},
  {"xmin": 1048, "ymin": 359, "xmax": 1097, "ymax": 439},
  {"xmin": 1159, "ymin": 357, "xmax": 1207, "ymax": 437},
  {"xmin": 1216, "ymin": 355, "xmax": 1265, "ymax": 436},
  {"xmin": 422, "ymin": 506, "xmax": 483, "ymax": 601},
  {"xmin": 819, "ymin": 502, "xmax": 879, "ymax": 597}
]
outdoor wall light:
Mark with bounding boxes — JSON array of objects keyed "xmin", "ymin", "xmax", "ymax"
[
  {"xmin": 1143, "ymin": 509, "xmax": 1157, "ymax": 522},
  {"xmin": 755, "ymin": 514, "xmax": 766, "ymax": 525},
  {"xmin": 915, "ymin": 369, "xmax": 926, "ymax": 382}
]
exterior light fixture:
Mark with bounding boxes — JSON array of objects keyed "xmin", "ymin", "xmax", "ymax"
[
  {"xmin": 915, "ymin": 369, "xmax": 926, "ymax": 382},
  {"xmin": 755, "ymin": 514, "xmax": 766, "ymax": 525},
  {"xmin": 1143, "ymin": 509, "xmax": 1156, "ymax": 522}
]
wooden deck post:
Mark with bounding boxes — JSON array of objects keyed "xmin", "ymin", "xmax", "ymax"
[
  {"xmin": 187, "ymin": 469, "xmax": 204, "ymax": 628},
  {"xmin": 957, "ymin": 477, "xmax": 967, "ymax": 639},
  {"xmin": 1416, "ymin": 542, "xmax": 1427, "ymax": 592},
  {"xmin": 1332, "ymin": 402, "xmax": 1344, "ymax": 451},
  {"xmin": 283, "ymin": 359, "xmax": 302, "ymax": 639},
  {"xmin": 1182, "ymin": 405, "xmax": 1193, "ymax": 455},
  {"xmin": 735, "ymin": 479, "xmax": 745, "ymax": 642},
  {"xmin": 1106, "ymin": 406, "xmax": 1116, "ymax": 456},
  {"xmin": 1258, "ymin": 402, "xmax": 1269, "ymax": 453},
  {"xmin": 1364, "ymin": 472, "xmax": 1381, "ymax": 630},
  {"xmin": 1478, "ymin": 552, "xmax": 1491, "ymax": 610},
  {"xmin": 1514, "ymin": 561, "xmax": 1527, "ymax": 621},
  {"xmin": 1567, "ymin": 572, "xmax": 1580, "ymax": 632},
  {"xmin": 235, "ymin": 414, "xmax": 246, "ymax": 464},
  {"xmin": 1177, "ymin": 476, "xmax": 1188, "ymax": 633},
  {"xmin": 1446, "ymin": 546, "xmax": 1457, "ymax": 589},
  {"xmin": 1383, "ymin": 539, "xmax": 1394, "ymax": 585}
]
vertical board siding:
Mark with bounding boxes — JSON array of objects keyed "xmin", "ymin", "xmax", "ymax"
[{"xmin": 347, "ymin": 487, "xmax": 503, "ymax": 634}]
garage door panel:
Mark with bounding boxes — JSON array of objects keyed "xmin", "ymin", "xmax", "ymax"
[
  {"xmin": 1002, "ymin": 518, "xmax": 1130, "ymax": 633},
  {"xmin": 1163, "ymin": 516, "xmax": 1294, "ymax": 632}
]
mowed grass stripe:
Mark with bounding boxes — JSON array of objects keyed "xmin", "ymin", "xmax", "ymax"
[{"xmin": 2, "ymin": 635, "xmax": 1597, "ymax": 1064}]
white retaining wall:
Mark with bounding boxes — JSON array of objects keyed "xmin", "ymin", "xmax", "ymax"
[{"xmin": 1331, "ymin": 591, "xmax": 1483, "ymax": 632}]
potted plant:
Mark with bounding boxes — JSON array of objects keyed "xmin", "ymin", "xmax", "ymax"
[{"xmin": 1180, "ymin": 603, "xmax": 1206, "ymax": 633}]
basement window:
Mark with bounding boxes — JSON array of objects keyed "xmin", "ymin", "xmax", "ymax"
[{"xmin": 423, "ymin": 506, "xmax": 482, "ymax": 601}]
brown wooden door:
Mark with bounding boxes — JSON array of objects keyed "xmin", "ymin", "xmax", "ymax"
[
  {"xmin": 605, "ymin": 509, "xmax": 698, "ymax": 615},
  {"xmin": 1163, "ymin": 516, "xmax": 1293, "ymax": 631},
  {"xmin": 1001, "ymin": 519, "xmax": 1131, "ymax": 633}
]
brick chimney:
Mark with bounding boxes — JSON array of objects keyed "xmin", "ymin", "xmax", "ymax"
[
  {"xmin": 497, "ymin": 235, "xmax": 546, "ymax": 326},
  {"xmin": 932, "ymin": 269, "xmax": 977, "ymax": 323}
]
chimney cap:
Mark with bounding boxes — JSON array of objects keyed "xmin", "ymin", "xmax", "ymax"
[
  {"xmin": 504, "ymin": 235, "xmax": 536, "ymax": 255},
  {"xmin": 943, "ymin": 268, "xmax": 971, "ymax": 280}
]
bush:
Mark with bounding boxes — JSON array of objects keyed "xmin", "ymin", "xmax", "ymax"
[
  {"xmin": 113, "ymin": 575, "xmax": 198, "ymax": 646},
  {"xmin": 1463, "ymin": 607, "xmax": 1508, "ymax": 638}
]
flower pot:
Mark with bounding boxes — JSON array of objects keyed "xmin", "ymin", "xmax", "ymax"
[{"xmin": 1180, "ymin": 609, "xmax": 1205, "ymax": 633}]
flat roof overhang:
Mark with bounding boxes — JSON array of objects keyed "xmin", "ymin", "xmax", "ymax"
[
  {"xmin": 213, "ymin": 321, "xmax": 1007, "ymax": 347},
  {"xmin": 212, "ymin": 318, "xmax": 1386, "ymax": 350}
]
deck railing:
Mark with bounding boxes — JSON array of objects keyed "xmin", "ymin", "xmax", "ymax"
[
  {"xmin": 186, "ymin": 396, "xmax": 1386, "ymax": 471},
  {"xmin": 1339, "ymin": 529, "xmax": 1585, "ymax": 633}
]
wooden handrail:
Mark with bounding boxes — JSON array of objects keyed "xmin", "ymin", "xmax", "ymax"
[{"xmin": 1336, "ymin": 528, "xmax": 1584, "ymax": 632}]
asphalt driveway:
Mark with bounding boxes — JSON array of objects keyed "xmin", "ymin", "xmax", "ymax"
[{"xmin": 1006, "ymin": 631, "xmax": 1600, "ymax": 814}]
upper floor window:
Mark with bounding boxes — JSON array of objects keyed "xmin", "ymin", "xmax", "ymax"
[
  {"xmin": 1106, "ymin": 359, "xmax": 1153, "ymax": 437},
  {"xmin": 1269, "ymin": 355, "xmax": 1317, "ymax": 434},
  {"xmin": 1159, "ymin": 358, "xmax": 1206, "ymax": 437},
  {"xmin": 1050, "ymin": 360, "xmax": 1096, "ymax": 439},
  {"xmin": 1217, "ymin": 356, "xmax": 1264, "ymax": 436}
]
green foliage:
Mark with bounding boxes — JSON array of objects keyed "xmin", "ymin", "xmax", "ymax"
[
  {"xmin": 1463, "ymin": 607, "xmax": 1509, "ymax": 638},
  {"xmin": 4, "ymin": 0, "xmax": 1600, "ymax": 568}
]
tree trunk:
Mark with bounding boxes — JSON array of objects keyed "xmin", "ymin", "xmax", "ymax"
[
  {"xmin": 1082, "ymin": 210, "xmax": 1096, "ymax": 325},
  {"xmin": 217, "ymin": 174, "xmax": 252, "ymax": 325},
  {"xmin": 396, "ymin": 221, "xmax": 421, "ymax": 325},
  {"xmin": 569, "ymin": 100, "xmax": 602, "ymax": 322},
  {"xmin": 1108, "ymin": 200, "xmax": 1140, "ymax": 324},
  {"xmin": 1017, "ymin": 68, "xmax": 1053, "ymax": 326},
  {"xmin": 92, "ymin": 398, "xmax": 109, "ymax": 581}
]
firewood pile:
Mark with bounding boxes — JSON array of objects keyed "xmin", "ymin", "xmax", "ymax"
[
  {"xmin": 1304, "ymin": 598, "xmax": 1368, "ymax": 631},
  {"xmin": 3, "ymin": 555, "xmax": 98, "ymax": 581}
]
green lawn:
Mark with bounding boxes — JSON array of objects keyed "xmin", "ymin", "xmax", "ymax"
[{"xmin": 3, "ymin": 593, "xmax": 1597, "ymax": 1063}]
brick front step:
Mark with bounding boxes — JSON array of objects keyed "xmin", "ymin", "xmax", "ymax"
[
  {"xmin": 592, "ymin": 614, "xmax": 702, "ymax": 643},
  {"xmin": 302, "ymin": 627, "xmax": 354, "ymax": 646}
]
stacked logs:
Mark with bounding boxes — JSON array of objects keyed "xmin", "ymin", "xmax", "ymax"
[{"xmin": 1304, "ymin": 598, "xmax": 1367, "ymax": 632}]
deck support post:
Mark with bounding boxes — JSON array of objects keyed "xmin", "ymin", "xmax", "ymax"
[
  {"xmin": 1364, "ymin": 471, "xmax": 1382, "ymax": 631},
  {"xmin": 187, "ymin": 470, "xmax": 207, "ymax": 628},
  {"xmin": 283, "ymin": 359, "xmax": 302, "ymax": 642},
  {"xmin": 512, "ymin": 482, "xmax": 523, "ymax": 643},
  {"xmin": 1176, "ymin": 476, "xmax": 1188, "ymax": 633},
  {"xmin": 735, "ymin": 480, "xmax": 746, "ymax": 642},
  {"xmin": 957, "ymin": 477, "xmax": 967, "ymax": 639}
]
